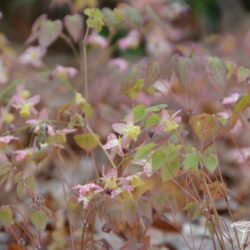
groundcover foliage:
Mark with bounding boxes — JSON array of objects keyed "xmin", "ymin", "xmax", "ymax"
[{"xmin": 1, "ymin": 1, "xmax": 250, "ymax": 249}]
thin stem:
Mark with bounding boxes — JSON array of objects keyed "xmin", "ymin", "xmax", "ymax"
[
  {"xmin": 82, "ymin": 27, "xmax": 90, "ymax": 100},
  {"xmin": 200, "ymin": 170, "xmax": 226, "ymax": 250},
  {"xmin": 57, "ymin": 152, "xmax": 76, "ymax": 250},
  {"xmin": 86, "ymin": 124, "xmax": 116, "ymax": 169}
]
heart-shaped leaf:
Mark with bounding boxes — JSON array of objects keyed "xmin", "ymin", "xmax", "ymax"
[
  {"xmin": 74, "ymin": 133, "xmax": 99, "ymax": 152},
  {"xmin": 39, "ymin": 20, "xmax": 62, "ymax": 47},
  {"xmin": 0, "ymin": 206, "xmax": 13, "ymax": 226},
  {"xmin": 31, "ymin": 210, "xmax": 47, "ymax": 231},
  {"xmin": 64, "ymin": 14, "xmax": 83, "ymax": 42}
]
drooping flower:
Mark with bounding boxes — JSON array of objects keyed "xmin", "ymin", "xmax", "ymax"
[
  {"xmin": 101, "ymin": 169, "xmax": 135, "ymax": 199},
  {"xmin": 53, "ymin": 65, "xmax": 78, "ymax": 79},
  {"xmin": 134, "ymin": 158, "xmax": 153, "ymax": 177},
  {"xmin": 222, "ymin": 93, "xmax": 240, "ymax": 108},
  {"xmin": 118, "ymin": 30, "xmax": 140, "ymax": 51},
  {"xmin": 11, "ymin": 94, "xmax": 40, "ymax": 118},
  {"xmin": 109, "ymin": 58, "xmax": 128, "ymax": 72},
  {"xmin": 88, "ymin": 32, "xmax": 108, "ymax": 48},
  {"xmin": 73, "ymin": 183, "xmax": 104, "ymax": 209},
  {"xmin": 19, "ymin": 46, "xmax": 46, "ymax": 68},
  {"xmin": 0, "ymin": 135, "xmax": 18, "ymax": 148},
  {"xmin": 112, "ymin": 115, "xmax": 141, "ymax": 147},
  {"xmin": 157, "ymin": 109, "xmax": 182, "ymax": 133},
  {"xmin": 26, "ymin": 109, "xmax": 54, "ymax": 135},
  {"xmin": 103, "ymin": 133, "xmax": 124, "ymax": 158},
  {"xmin": 13, "ymin": 148, "xmax": 34, "ymax": 162}
]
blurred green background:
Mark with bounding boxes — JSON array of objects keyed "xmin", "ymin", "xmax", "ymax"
[{"xmin": 1, "ymin": 0, "xmax": 250, "ymax": 42}]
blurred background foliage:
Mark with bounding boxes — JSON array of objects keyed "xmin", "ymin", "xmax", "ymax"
[{"xmin": 1, "ymin": 0, "xmax": 250, "ymax": 41}]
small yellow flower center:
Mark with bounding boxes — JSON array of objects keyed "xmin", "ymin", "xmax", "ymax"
[
  {"xmin": 104, "ymin": 178, "xmax": 118, "ymax": 190},
  {"xmin": 124, "ymin": 125, "xmax": 141, "ymax": 141},
  {"xmin": 75, "ymin": 92, "xmax": 86, "ymax": 106},
  {"xmin": 165, "ymin": 120, "xmax": 179, "ymax": 132},
  {"xmin": 19, "ymin": 103, "xmax": 32, "ymax": 118}
]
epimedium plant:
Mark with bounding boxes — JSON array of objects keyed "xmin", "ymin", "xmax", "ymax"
[{"xmin": 1, "ymin": 2, "xmax": 250, "ymax": 250}]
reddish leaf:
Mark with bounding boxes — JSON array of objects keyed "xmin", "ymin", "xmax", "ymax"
[
  {"xmin": 39, "ymin": 20, "xmax": 62, "ymax": 47},
  {"xmin": 64, "ymin": 14, "xmax": 83, "ymax": 42}
]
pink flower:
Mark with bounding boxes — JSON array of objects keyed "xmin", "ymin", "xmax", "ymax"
[
  {"xmin": 26, "ymin": 109, "xmax": 54, "ymax": 134},
  {"xmin": 53, "ymin": 65, "xmax": 78, "ymax": 79},
  {"xmin": 217, "ymin": 112, "xmax": 242, "ymax": 134},
  {"xmin": 109, "ymin": 58, "xmax": 128, "ymax": 72},
  {"xmin": 157, "ymin": 109, "xmax": 182, "ymax": 133},
  {"xmin": 222, "ymin": 93, "xmax": 240, "ymax": 108},
  {"xmin": 112, "ymin": 115, "xmax": 141, "ymax": 147},
  {"xmin": 13, "ymin": 148, "xmax": 34, "ymax": 162},
  {"xmin": 0, "ymin": 135, "xmax": 18, "ymax": 145},
  {"xmin": 11, "ymin": 94, "xmax": 40, "ymax": 118},
  {"xmin": 88, "ymin": 32, "xmax": 108, "ymax": 48},
  {"xmin": 118, "ymin": 30, "xmax": 140, "ymax": 50},
  {"xmin": 19, "ymin": 46, "xmax": 46, "ymax": 68},
  {"xmin": 48, "ymin": 128, "xmax": 76, "ymax": 137},
  {"xmin": 134, "ymin": 158, "xmax": 153, "ymax": 177},
  {"xmin": 73, "ymin": 183, "xmax": 104, "ymax": 209},
  {"xmin": 103, "ymin": 133, "xmax": 124, "ymax": 158}
]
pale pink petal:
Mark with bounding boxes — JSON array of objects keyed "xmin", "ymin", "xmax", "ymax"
[
  {"xmin": 112, "ymin": 123, "xmax": 127, "ymax": 134},
  {"xmin": 222, "ymin": 93, "xmax": 240, "ymax": 108},
  {"xmin": 28, "ymin": 95, "xmax": 40, "ymax": 106},
  {"xmin": 109, "ymin": 58, "xmax": 128, "ymax": 71},
  {"xmin": 0, "ymin": 136, "xmax": 18, "ymax": 144}
]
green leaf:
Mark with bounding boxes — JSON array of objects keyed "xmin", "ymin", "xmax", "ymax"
[
  {"xmin": 183, "ymin": 148, "xmax": 199, "ymax": 170},
  {"xmin": 190, "ymin": 113, "xmax": 221, "ymax": 144},
  {"xmin": 203, "ymin": 154, "xmax": 218, "ymax": 172},
  {"xmin": 39, "ymin": 20, "xmax": 62, "ymax": 47},
  {"xmin": 152, "ymin": 147, "xmax": 167, "ymax": 170},
  {"xmin": 74, "ymin": 133, "xmax": 99, "ymax": 152},
  {"xmin": 145, "ymin": 114, "xmax": 160, "ymax": 128},
  {"xmin": 237, "ymin": 66, "xmax": 250, "ymax": 83},
  {"xmin": 151, "ymin": 191, "xmax": 167, "ymax": 213},
  {"xmin": 79, "ymin": 102, "xmax": 94, "ymax": 119},
  {"xmin": 146, "ymin": 104, "xmax": 168, "ymax": 113},
  {"xmin": 84, "ymin": 8, "xmax": 104, "ymax": 32},
  {"xmin": 125, "ymin": 7, "xmax": 142, "ymax": 26},
  {"xmin": 134, "ymin": 143, "xmax": 155, "ymax": 161},
  {"xmin": 183, "ymin": 201, "xmax": 197, "ymax": 211},
  {"xmin": 126, "ymin": 79, "xmax": 144, "ymax": 100},
  {"xmin": 175, "ymin": 56, "xmax": 191, "ymax": 86},
  {"xmin": 31, "ymin": 210, "xmax": 47, "ymax": 231},
  {"xmin": 0, "ymin": 165, "xmax": 10, "ymax": 176},
  {"xmin": 123, "ymin": 201, "xmax": 137, "ymax": 225},
  {"xmin": 206, "ymin": 56, "xmax": 227, "ymax": 86},
  {"xmin": 113, "ymin": 8, "xmax": 124, "ymax": 23},
  {"xmin": 233, "ymin": 94, "xmax": 250, "ymax": 113},
  {"xmin": 17, "ymin": 180, "xmax": 25, "ymax": 198},
  {"xmin": 0, "ymin": 206, "xmax": 13, "ymax": 226},
  {"xmin": 161, "ymin": 144, "xmax": 181, "ymax": 182},
  {"xmin": 132, "ymin": 105, "xmax": 147, "ymax": 122},
  {"xmin": 102, "ymin": 8, "xmax": 124, "ymax": 29}
]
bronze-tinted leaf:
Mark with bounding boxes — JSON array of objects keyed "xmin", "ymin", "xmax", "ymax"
[
  {"xmin": 64, "ymin": 14, "xmax": 83, "ymax": 42},
  {"xmin": 39, "ymin": 20, "xmax": 62, "ymax": 47}
]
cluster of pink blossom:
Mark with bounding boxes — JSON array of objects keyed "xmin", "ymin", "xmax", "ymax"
[{"xmin": 73, "ymin": 169, "xmax": 143, "ymax": 209}]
